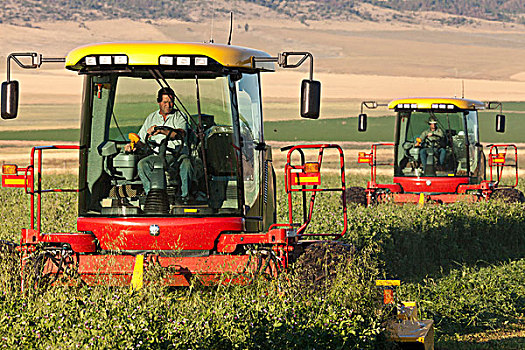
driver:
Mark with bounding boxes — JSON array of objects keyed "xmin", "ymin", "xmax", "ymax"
[
  {"xmin": 125, "ymin": 87, "xmax": 193, "ymax": 202},
  {"xmin": 416, "ymin": 116, "xmax": 446, "ymax": 171}
]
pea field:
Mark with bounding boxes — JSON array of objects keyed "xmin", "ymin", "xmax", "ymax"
[{"xmin": 0, "ymin": 173, "xmax": 525, "ymax": 349}]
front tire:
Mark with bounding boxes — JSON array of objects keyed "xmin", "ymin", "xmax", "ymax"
[
  {"xmin": 345, "ymin": 186, "xmax": 367, "ymax": 206},
  {"xmin": 293, "ymin": 241, "xmax": 354, "ymax": 292}
]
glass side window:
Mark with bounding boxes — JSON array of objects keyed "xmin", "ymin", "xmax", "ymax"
[
  {"xmin": 465, "ymin": 110, "xmax": 480, "ymax": 176},
  {"xmin": 236, "ymin": 73, "xmax": 263, "ymax": 209},
  {"xmin": 81, "ymin": 74, "xmax": 243, "ymax": 216},
  {"xmin": 396, "ymin": 111, "xmax": 469, "ymax": 177}
]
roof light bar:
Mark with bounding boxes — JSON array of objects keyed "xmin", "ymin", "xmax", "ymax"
[
  {"xmin": 399, "ymin": 103, "xmax": 418, "ymax": 109},
  {"xmin": 84, "ymin": 55, "xmax": 129, "ymax": 66},
  {"xmin": 159, "ymin": 55, "xmax": 210, "ymax": 67},
  {"xmin": 432, "ymin": 104, "xmax": 456, "ymax": 110}
]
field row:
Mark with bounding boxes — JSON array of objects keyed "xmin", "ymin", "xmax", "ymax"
[{"xmin": 2, "ymin": 111, "xmax": 525, "ymax": 143}]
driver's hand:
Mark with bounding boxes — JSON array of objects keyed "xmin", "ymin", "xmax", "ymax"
[
  {"xmin": 147, "ymin": 125, "xmax": 158, "ymax": 135},
  {"xmin": 166, "ymin": 129, "xmax": 178, "ymax": 139},
  {"xmin": 124, "ymin": 143, "xmax": 133, "ymax": 152},
  {"xmin": 427, "ymin": 132, "xmax": 433, "ymax": 137}
]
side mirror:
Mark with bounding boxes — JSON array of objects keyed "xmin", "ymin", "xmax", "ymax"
[
  {"xmin": 495, "ymin": 114, "xmax": 505, "ymax": 133},
  {"xmin": 300, "ymin": 79, "xmax": 320, "ymax": 119},
  {"xmin": 358, "ymin": 113, "xmax": 367, "ymax": 132},
  {"xmin": 1, "ymin": 81, "xmax": 19, "ymax": 119}
]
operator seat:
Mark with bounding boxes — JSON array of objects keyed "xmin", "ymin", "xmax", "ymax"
[{"xmin": 205, "ymin": 125, "xmax": 237, "ymax": 210}]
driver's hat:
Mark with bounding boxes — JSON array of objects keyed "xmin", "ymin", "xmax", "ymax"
[{"xmin": 428, "ymin": 116, "xmax": 438, "ymax": 124}]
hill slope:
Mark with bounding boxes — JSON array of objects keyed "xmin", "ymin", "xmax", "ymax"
[{"xmin": 2, "ymin": 0, "xmax": 524, "ymax": 25}]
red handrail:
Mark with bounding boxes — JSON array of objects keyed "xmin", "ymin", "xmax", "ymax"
[
  {"xmin": 488, "ymin": 144, "xmax": 518, "ymax": 188},
  {"xmin": 370, "ymin": 143, "xmax": 394, "ymax": 184},
  {"xmin": 28, "ymin": 145, "xmax": 81, "ymax": 233},
  {"xmin": 283, "ymin": 144, "xmax": 347, "ymax": 238}
]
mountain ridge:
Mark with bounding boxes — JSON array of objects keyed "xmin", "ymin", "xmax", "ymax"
[{"xmin": 2, "ymin": 0, "xmax": 524, "ymax": 26}]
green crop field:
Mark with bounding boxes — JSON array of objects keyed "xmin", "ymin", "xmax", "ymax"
[
  {"xmin": 265, "ymin": 112, "xmax": 525, "ymax": 143},
  {"xmin": 1, "ymin": 174, "xmax": 525, "ymax": 349},
  {"xmin": 4, "ymin": 113, "xmax": 523, "ymax": 143},
  {"xmin": 2, "ymin": 100, "xmax": 523, "ymax": 144}
]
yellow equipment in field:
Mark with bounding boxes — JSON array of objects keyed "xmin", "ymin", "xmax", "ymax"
[{"xmin": 376, "ymin": 279, "xmax": 434, "ymax": 350}]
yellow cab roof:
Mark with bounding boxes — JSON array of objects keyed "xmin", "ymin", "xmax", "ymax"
[
  {"xmin": 388, "ymin": 97, "xmax": 485, "ymax": 110},
  {"xmin": 65, "ymin": 42, "xmax": 274, "ymax": 71}
]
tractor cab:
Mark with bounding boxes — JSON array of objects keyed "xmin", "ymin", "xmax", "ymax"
[
  {"xmin": 391, "ymin": 98, "xmax": 485, "ymax": 190},
  {"xmin": 57, "ymin": 43, "xmax": 285, "ymax": 251},
  {"xmin": 66, "ymin": 43, "xmax": 271, "ymax": 220}
]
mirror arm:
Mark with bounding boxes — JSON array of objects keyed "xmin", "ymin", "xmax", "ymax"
[
  {"xmin": 6, "ymin": 53, "xmax": 65, "ymax": 81},
  {"xmin": 360, "ymin": 101, "xmax": 388, "ymax": 114},
  {"xmin": 278, "ymin": 52, "xmax": 313, "ymax": 81},
  {"xmin": 254, "ymin": 52, "xmax": 314, "ymax": 80},
  {"xmin": 485, "ymin": 101, "xmax": 503, "ymax": 114}
]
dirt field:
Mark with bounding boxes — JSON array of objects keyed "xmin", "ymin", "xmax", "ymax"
[{"xmin": 1, "ymin": 17, "xmax": 524, "ymax": 109}]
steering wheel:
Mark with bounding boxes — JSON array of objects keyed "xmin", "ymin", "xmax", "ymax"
[
  {"xmin": 426, "ymin": 135, "xmax": 442, "ymax": 149},
  {"xmin": 145, "ymin": 126, "xmax": 184, "ymax": 155}
]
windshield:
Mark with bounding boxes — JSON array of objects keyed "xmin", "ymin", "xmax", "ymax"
[
  {"xmin": 395, "ymin": 110, "xmax": 480, "ymax": 177},
  {"xmin": 79, "ymin": 71, "xmax": 263, "ymax": 217}
]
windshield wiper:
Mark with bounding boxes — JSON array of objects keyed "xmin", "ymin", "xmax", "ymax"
[{"xmin": 195, "ymin": 74, "xmax": 210, "ymax": 198}]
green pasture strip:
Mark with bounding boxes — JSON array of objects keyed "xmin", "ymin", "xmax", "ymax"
[
  {"xmin": 502, "ymin": 101, "xmax": 525, "ymax": 112},
  {"xmin": 478, "ymin": 111, "xmax": 524, "ymax": 142},
  {"xmin": 3, "ymin": 100, "xmax": 524, "ymax": 143},
  {"xmin": 265, "ymin": 116, "xmax": 394, "ymax": 142},
  {"xmin": 265, "ymin": 112, "xmax": 525, "ymax": 142},
  {"xmin": 3, "ymin": 113, "xmax": 523, "ymax": 143}
]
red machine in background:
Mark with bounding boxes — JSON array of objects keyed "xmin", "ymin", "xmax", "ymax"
[{"xmin": 347, "ymin": 98, "xmax": 524, "ymax": 205}]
